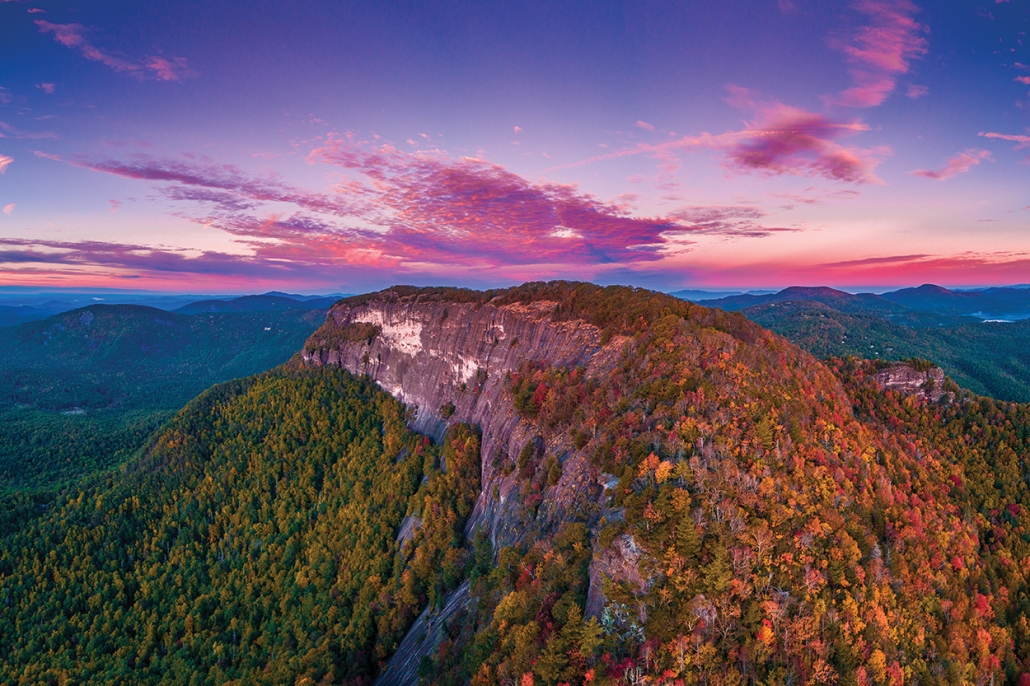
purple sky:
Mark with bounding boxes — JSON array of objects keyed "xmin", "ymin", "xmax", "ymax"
[{"xmin": 0, "ymin": 0, "xmax": 1028, "ymax": 293}]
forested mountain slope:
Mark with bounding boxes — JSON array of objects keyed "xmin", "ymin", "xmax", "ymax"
[
  {"xmin": 304, "ymin": 282, "xmax": 1029, "ymax": 685},
  {"xmin": 739, "ymin": 300, "xmax": 1030, "ymax": 402},
  {"xmin": 0, "ymin": 362, "xmax": 481, "ymax": 684},
  {"xmin": 0, "ymin": 304, "xmax": 327, "ymax": 495},
  {"xmin": 2, "ymin": 282, "xmax": 1029, "ymax": 685}
]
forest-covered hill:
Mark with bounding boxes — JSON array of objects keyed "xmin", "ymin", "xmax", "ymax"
[
  {"xmin": 683, "ymin": 287, "xmax": 1030, "ymax": 403},
  {"xmin": 0, "ymin": 363, "xmax": 481, "ymax": 683},
  {"xmin": 739, "ymin": 300, "xmax": 1030, "ymax": 402},
  {"xmin": 0, "ymin": 304, "xmax": 328, "ymax": 502}
]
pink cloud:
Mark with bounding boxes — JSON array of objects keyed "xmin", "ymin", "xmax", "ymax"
[
  {"xmin": 36, "ymin": 82, "xmax": 55, "ymax": 94},
  {"xmin": 557, "ymin": 94, "xmax": 883, "ymax": 186},
  {"xmin": 0, "ymin": 155, "xmax": 12, "ymax": 173},
  {"xmin": 909, "ymin": 149, "xmax": 992, "ymax": 180},
  {"xmin": 827, "ymin": 0, "xmax": 928, "ymax": 107},
  {"xmin": 35, "ymin": 21, "xmax": 141, "ymax": 75},
  {"xmin": 35, "ymin": 21, "xmax": 193, "ymax": 81},
  {"xmin": 2, "ymin": 204, "xmax": 13, "ymax": 216},
  {"xmin": 778, "ymin": 0, "xmax": 797, "ymax": 13},
  {"xmin": 0, "ymin": 237, "xmax": 354, "ymax": 288},
  {"xmin": 146, "ymin": 56, "xmax": 194, "ymax": 82},
  {"xmin": 27, "ymin": 8, "xmax": 44, "ymax": 13},
  {"xmin": 79, "ymin": 156, "xmax": 363, "ymax": 218},
  {"xmin": 669, "ymin": 206, "xmax": 799, "ymax": 237},
  {"xmin": 906, "ymin": 84, "xmax": 928, "ymax": 98},
  {"xmin": 1016, "ymin": 76, "xmax": 1030, "ymax": 85},
  {"xmin": 306, "ymin": 138, "xmax": 686, "ymax": 266},
  {"xmin": 0, "ymin": 120, "xmax": 57, "ymax": 140},
  {"xmin": 684, "ymin": 251, "xmax": 1030, "ymax": 289},
  {"xmin": 724, "ymin": 99, "xmax": 885, "ymax": 184},
  {"xmin": 978, "ymin": 131, "xmax": 1030, "ymax": 161},
  {"xmin": 979, "ymin": 131, "xmax": 1030, "ymax": 147},
  {"xmin": 635, "ymin": 120, "xmax": 655, "ymax": 131},
  {"xmin": 27, "ymin": 139, "xmax": 805, "ymax": 286}
]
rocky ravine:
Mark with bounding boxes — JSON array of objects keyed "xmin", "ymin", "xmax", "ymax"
[{"xmin": 302, "ymin": 291, "xmax": 634, "ymax": 683}]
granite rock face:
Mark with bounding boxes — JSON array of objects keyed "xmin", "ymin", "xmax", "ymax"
[
  {"xmin": 873, "ymin": 363, "xmax": 948, "ymax": 402},
  {"xmin": 302, "ymin": 292, "xmax": 627, "ymax": 548}
]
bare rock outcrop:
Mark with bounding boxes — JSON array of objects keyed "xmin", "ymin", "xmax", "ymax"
[
  {"xmin": 302, "ymin": 290, "xmax": 649, "ymax": 684},
  {"xmin": 873, "ymin": 362, "xmax": 948, "ymax": 402},
  {"xmin": 302, "ymin": 292, "xmax": 626, "ymax": 548}
]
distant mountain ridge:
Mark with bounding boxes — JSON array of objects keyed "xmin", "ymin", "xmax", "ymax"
[
  {"xmin": 688, "ymin": 283, "xmax": 1030, "ymax": 320},
  {"xmin": 174, "ymin": 293, "xmax": 341, "ymax": 314},
  {"xmin": 0, "ymin": 291, "xmax": 349, "ymax": 326}
]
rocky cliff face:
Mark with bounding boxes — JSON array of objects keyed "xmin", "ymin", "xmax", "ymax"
[
  {"xmin": 302, "ymin": 292, "xmax": 626, "ymax": 549},
  {"xmin": 303, "ymin": 289, "xmax": 637, "ymax": 684},
  {"xmin": 873, "ymin": 362, "xmax": 948, "ymax": 402}
]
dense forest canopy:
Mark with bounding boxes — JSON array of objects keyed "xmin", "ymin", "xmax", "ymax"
[{"xmin": 0, "ymin": 363, "xmax": 480, "ymax": 684}]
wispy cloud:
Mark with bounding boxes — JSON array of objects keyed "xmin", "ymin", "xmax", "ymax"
[
  {"xmin": 1016, "ymin": 76, "xmax": 1030, "ymax": 85},
  {"xmin": 306, "ymin": 137, "xmax": 687, "ymax": 266},
  {"xmin": 909, "ymin": 149, "xmax": 991, "ymax": 180},
  {"xmin": 635, "ymin": 120, "xmax": 655, "ymax": 131},
  {"xmin": 906, "ymin": 84, "xmax": 928, "ymax": 99},
  {"xmin": 0, "ymin": 155, "xmax": 12, "ymax": 173},
  {"xmin": 724, "ymin": 89, "xmax": 886, "ymax": 183},
  {"xmin": 35, "ymin": 21, "xmax": 195, "ymax": 81},
  {"xmin": 2, "ymin": 204, "xmax": 13, "ymax": 216},
  {"xmin": 145, "ymin": 57, "xmax": 193, "ymax": 82},
  {"xmin": 685, "ymin": 251, "xmax": 1030, "ymax": 289},
  {"xmin": 0, "ymin": 120, "xmax": 58, "ymax": 140},
  {"xmin": 0, "ymin": 237, "xmax": 337, "ymax": 285},
  {"xmin": 669, "ymin": 206, "xmax": 799, "ymax": 238},
  {"xmin": 827, "ymin": 0, "xmax": 928, "ymax": 107},
  {"xmin": 36, "ymin": 82, "xmax": 55, "ymax": 94},
  {"xmin": 979, "ymin": 131, "xmax": 1030, "ymax": 147},
  {"xmin": 556, "ymin": 89, "xmax": 884, "ymax": 185},
  {"xmin": 978, "ymin": 131, "xmax": 1030, "ymax": 161}
]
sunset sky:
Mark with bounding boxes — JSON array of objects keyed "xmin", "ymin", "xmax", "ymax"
[{"xmin": 0, "ymin": 0, "xmax": 1028, "ymax": 293}]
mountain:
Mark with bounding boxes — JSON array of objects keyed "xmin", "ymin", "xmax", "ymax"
[
  {"xmin": 174, "ymin": 293, "xmax": 341, "ymax": 314},
  {"xmin": 666, "ymin": 289, "xmax": 753, "ymax": 301},
  {"xmin": 0, "ymin": 304, "xmax": 49, "ymax": 327},
  {"xmin": 730, "ymin": 299, "xmax": 1030, "ymax": 402},
  {"xmin": 0, "ymin": 291, "xmax": 347, "ymax": 324},
  {"xmin": 699, "ymin": 286, "xmax": 912, "ymax": 316},
  {"xmin": 2, "ymin": 282, "xmax": 1030, "ymax": 684},
  {"xmin": 0, "ymin": 364, "xmax": 481, "ymax": 683},
  {"xmin": 882, "ymin": 284, "xmax": 1030, "ymax": 319},
  {"xmin": 697, "ymin": 283, "xmax": 1030, "ymax": 322},
  {"xmin": 0, "ymin": 304, "xmax": 328, "ymax": 493}
]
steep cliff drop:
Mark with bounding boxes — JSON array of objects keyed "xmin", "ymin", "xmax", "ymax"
[
  {"xmin": 302, "ymin": 286, "xmax": 634, "ymax": 684},
  {"xmin": 303, "ymin": 287, "xmax": 626, "ymax": 549}
]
